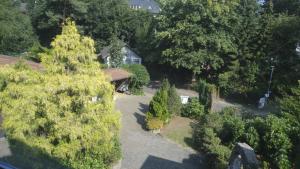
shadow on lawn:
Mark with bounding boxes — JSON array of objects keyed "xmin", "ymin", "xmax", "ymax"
[
  {"xmin": 0, "ymin": 139, "xmax": 70, "ymax": 169},
  {"xmin": 184, "ymin": 122, "xmax": 198, "ymax": 151}
]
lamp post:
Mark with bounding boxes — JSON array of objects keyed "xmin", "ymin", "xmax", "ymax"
[
  {"xmin": 296, "ymin": 42, "xmax": 300, "ymax": 56},
  {"xmin": 266, "ymin": 65, "xmax": 275, "ymax": 99}
]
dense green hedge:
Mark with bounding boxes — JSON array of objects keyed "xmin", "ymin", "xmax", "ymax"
[
  {"xmin": 181, "ymin": 98, "xmax": 205, "ymax": 119},
  {"xmin": 193, "ymin": 107, "xmax": 294, "ymax": 169}
]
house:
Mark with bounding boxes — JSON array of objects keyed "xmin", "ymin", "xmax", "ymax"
[
  {"xmin": 100, "ymin": 46, "xmax": 142, "ymax": 67},
  {"xmin": 128, "ymin": 0, "xmax": 161, "ymax": 14}
]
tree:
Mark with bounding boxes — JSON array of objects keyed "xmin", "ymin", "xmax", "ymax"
[
  {"xmin": 148, "ymin": 87, "xmax": 169, "ymax": 122},
  {"xmin": 0, "ymin": 0, "xmax": 37, "ymax": 55},
  {"xmin": 167, "ymin": 85, "xmax": 182, "ymax": 116},
  {"xmin": 28, "ymin": 0, "xmax": 145, "ymax": 49},
  {"xmin": 218, "ymin": 0, "xmax": 271, "ymax": 95},
  {"xmin": 109, "ymin": 36, "xmax": 123, "ymax": 68},
  {"xmin": 28, "ymin": 0, "xmax": 88, "ymax": 45},
  {"xmin": 181, "ymin": 98, "xmax": 204, "ymax": 119},
  {"xmin": 148, "ymin": 79, "xmax": 171, "ymax": 123},
  {"xmin": 155, "ymin": 0, "xmax": 239, "ymax": 79},
  {"xmin": 0, "ymin": 20, "xmax": 121, "ymax": 169},
  {"xmin": 261, "ymin": 116, "xmax": 292, "ymax": 169},
  {"xmin": 40, "ymin": 19, "xmax": 98, "ymax": 74},
  {"xmin": 266, "ymin": 15, "xmax": 300, "ymax": 95},
  {"xmin": 265, "ymin": 0, "xmax": 300, "ymax": 15},
  {"xmin": 122, "ymin": 64, "xmax": 150, "ymax": 95},
  {"xmin": 281, "ymin": 81, "xmax": 300, "ymax": 167}
]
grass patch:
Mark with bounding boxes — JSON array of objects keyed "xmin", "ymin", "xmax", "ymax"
[{"xmin": 161, "ymin": 116, "xmax": 196, "ymax": 149}]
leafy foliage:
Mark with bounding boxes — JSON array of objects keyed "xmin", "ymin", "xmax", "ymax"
[
  {"xmin": 193, "ymin": 106, "xmax": 293, "ymax": 169},
  {"xmin": 0, "ymin": 21, "xmax": 120, "ymax": 169},
  {"xmin": 243, "ymin": 126, "xmax": 260, "ymax": 150},
  {"xmin": 146, "ymin": 116, "xmax": 164, "ymax": 130},
  {"xmin": 122, "ymin": 64, "xmax": 150, "ymax": 95},
  {"xmin": 148, "ymin": 86, "xmax": 169, "ymax": 122},
  {"xmin": 181, "ymin": 98, "xmax": 204, "ymax": 119},
  {"xmin": 109, "ymin": 36, "xmax": 123, "ymax": 68},
  {"xmin": 167, "ymin": 85, "xmax": 182, "ymax": 116},
  {"xmin": 147, "ymin": 79, "xmax": 176, "ymax": 129},
  {"xmin": 27, "ymin": 0, "xmax": 151, "ymax": 50},
  {"xmin": 155, "ymin": 0, "xmax": 239, "ymax": 76},
  {"xmin": 198, "ymin": 79, "xmax": 217, "ymax": 110},
  {"xmin": 40, "ymin": 20, "xmax": 98, "ymax": 74},
  {"xmin": 0, "ymin": 0, "xmax": 37, "ymax": 55}
]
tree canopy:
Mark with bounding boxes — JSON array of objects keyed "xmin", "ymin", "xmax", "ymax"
[
  {"xmin": 0, "ymin": 20, "xmax": 120, "ymax": 169},
  {"xmin": 0, "ymin": 0, "xmax": 37, "ymax": 55}
]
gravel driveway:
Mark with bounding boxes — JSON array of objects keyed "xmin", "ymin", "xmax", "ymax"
[{"xmin": 116, "ymin": 92, "xmax": 204, "ymax": 169}]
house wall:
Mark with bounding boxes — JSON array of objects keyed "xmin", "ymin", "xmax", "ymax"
[
  {"xmin": 122, "ymin": 47, "xmax": 142, "ymax": 65},
  {"xmin": 105, "ymin": 47, "xmax": 142, "ymax": 67}
]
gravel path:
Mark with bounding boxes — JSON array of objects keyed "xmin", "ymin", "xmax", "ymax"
[{"xmin": 116, "ymin": 93, "xmax": 204, "ymax": 169}]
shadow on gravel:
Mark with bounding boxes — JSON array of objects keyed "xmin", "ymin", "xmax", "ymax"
[
  {"xmin": 0, "ymin": 139, "xmax": 70, "ymax": 169},
  {"xmin": 138, "ymin": 103, "xmax": 149, "ymax": 114},
  {"xmin": 134, "ymin": 112, "xmax": 148, "ymax": 131},
  {"xmin": 140, "ymin": 154, "xmax": 203, "ymax": 169}
]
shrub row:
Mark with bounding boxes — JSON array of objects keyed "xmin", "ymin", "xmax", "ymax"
[{"xmin": 193, "ymin": 107, "xmax": 293, "ymax": 169}]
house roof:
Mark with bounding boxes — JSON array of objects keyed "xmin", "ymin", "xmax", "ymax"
[
  {"xmin": 103, "ymin": 68, "xmax": 132, "ymax": 81},
  {"xmin": 0, "ymin": 55, "xmax": 130, "ymax": 82},
  {"xmin": 0, "ymin": 55, "xmax": 43, "ymax": 70},
  {"xmin": 129, "ymin": 0, "xmax": 161, "ymax": 14}
]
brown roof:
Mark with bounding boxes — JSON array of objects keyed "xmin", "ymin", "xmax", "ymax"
[
  {"xmin": 0, "ymin": 55, "xmax": 43, "ymax": 70},
  {"xmin": 0, "ymin": 55, "xmax": 131, "ymax": 81},
  {"xmin": 103, "ymin": 68, "xmax": 132, "ymax": 81}
]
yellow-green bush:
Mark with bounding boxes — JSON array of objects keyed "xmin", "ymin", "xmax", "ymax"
[{"xmin": 146, "ymin": 117, "xmax": 164, "ymax": 130}]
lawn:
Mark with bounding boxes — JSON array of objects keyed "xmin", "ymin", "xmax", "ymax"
[{"xmin": 161, "ymin": 116, "xmax": 196, "ymax": 150}]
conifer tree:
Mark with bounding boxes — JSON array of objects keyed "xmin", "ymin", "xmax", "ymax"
[{"xmin": 0, "ymin": 20, "xmax": 120, "ymax": 169}]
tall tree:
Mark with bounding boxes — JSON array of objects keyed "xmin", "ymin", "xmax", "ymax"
[
  {"xmin": 0, "ymin": 20, "xmax": 121, "ymax": 168},
  {"xmin": 28, "ymin": 0, "xmax": 145, "ymax": 50},
  {"xmin": 0, "ymin": 0, "xmax": 37, "ymax": 55},
  {"xmin": 155, "ymin": 0, "xmax": 239, "ymax": 80},
  {"xmin": 28, "ymin": 0, "xmax": 88, "ymax": 46},
  {"xmin": 262, "ymin": 0, "xmax": 300, "ymax": 95},
  {"xmin": 218, "ymin": 0, "xmax": 272, "ymax": 95},
  {"xmin": 109, "ymin": 36, "xmax": 123, "ymax": 68}
]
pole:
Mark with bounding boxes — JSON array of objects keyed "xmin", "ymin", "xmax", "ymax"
[{"xmin": 267, "ymin": 65, "xmax": 275, "ymax": 97}]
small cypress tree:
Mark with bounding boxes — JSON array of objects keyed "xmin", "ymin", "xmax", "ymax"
[
  {"xmin": 149, "ymin": 88, "xmax": 169, "ymax": 122},
  {"xmin": 109, "ymin": 35, "xmax": 123, "ymax": 68},
  {"xmin": 167, "ymin": 85, "xmax": 182, "ymax": 116},
  {"xmin": 148, "ymin": 79, "xmax": 171, "ymax": 123}
]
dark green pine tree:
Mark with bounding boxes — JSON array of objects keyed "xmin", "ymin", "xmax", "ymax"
[{"xmin": 0, "ymin": 0, "xmax": 37, "ymax": 55}]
